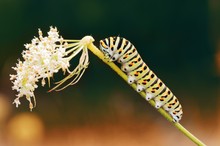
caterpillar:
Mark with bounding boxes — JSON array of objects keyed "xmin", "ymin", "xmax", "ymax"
[{"xmin": 99, "ymin": 36, "xmax": 183, "ymax": 122}]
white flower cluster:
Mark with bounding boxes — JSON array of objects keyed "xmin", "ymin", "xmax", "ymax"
[{"xmin": 10, "ymin": 27, "xmax": 94, "ymax": 111}]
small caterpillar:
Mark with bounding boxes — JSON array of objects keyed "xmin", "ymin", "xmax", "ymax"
[{"xmin": 99, "ymin": 36, "xmax": 183, "ymax": 122}]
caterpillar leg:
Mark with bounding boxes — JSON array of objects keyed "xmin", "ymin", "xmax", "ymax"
[
  {"xmin": 103, "ymin": 55, "xmax": 112, "ymax": 62},
  {"xmin": 146, "ymin": 92, "xmax": 154, "ymax": 101},
  {"xmin": 155, "ymin": 101, "xmax": 164, "ymax": 109},
  {"xmin": 127, "ymin": 75, "xmax": 136, "ymax": 84},
  {"xmin": 137, "ymin": 84, "xmax": 145, "ymax": 92},
  {"xmin": 104, "ymin": 54, "xmax": 118, "ymax": 62}
]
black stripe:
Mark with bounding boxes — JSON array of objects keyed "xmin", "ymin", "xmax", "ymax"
[
  {"xmin": 102, "ymin": 39, "xmax": 108, "ymax": 47},
  {"xmin": 142, "ymin": 68, "xmax": 151, "ymax": 78},
  {"xmin": 159, "ymin": 86, "xmax": 167, "ymax": 95},
  {"xmin": 126, "ymin": 49, "xmax": 139, "ymax": 63},
  {"xmin": 139, "ymin": 71, "xmax": 150, "ymax": 82},
  {"xmin": 167, "ymin": 95, "xmax": 174, "ymax": 103},
  {"xmin": 133, "ymin": 61, "xmax": 144, "ymax": 74},
  {"xmin": 117, "ymin": 37, "xmax": 123, "ymax": 50},
  {"xmin": 127, "ymin": 56, "xmax": 144, "ymax": 72},
  {"xmin": 149, "ymin": 78, "xmax": 158, "ymax": 87},
  {"xmin": 174, "ymin": 103, "xmax": 180, "ymax": 109},
  {"xmin": 172, "ymin": 100, "xmax": 180, "ymax": 108},
  {"xmin": 112, "ymin": 37, "xmax": 117, "ymax": 47}
]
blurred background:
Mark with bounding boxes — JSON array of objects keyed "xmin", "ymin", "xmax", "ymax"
[{"xmin": 0, "ymin": 0, "xmax": 219, "ymax": 145}]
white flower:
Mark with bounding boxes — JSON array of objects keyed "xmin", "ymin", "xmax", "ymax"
[{"xmin": 10, "ymin": 26, "xmax": 94, "ymax": 110}]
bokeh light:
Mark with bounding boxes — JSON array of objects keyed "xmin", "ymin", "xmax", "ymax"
[
  {"xmin": 0, "ymin": 93, "xmax": 11, "ymax": 124},
  {"xmin": 6, "ymin": 113, "xmax": 45, "ymax": 146}
]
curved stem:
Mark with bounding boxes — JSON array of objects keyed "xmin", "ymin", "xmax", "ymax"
[{"xmin": 87, "ymin": 42, "xmax": 206, "ymax": 146}]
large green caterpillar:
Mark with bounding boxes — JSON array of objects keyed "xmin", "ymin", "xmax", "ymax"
[{"xmin": 99, "ymin": 36, "xmax": 183, "ymax": 122}]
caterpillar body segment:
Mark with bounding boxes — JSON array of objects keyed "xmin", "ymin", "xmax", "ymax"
[
  {"xmin": 111, "ymin": 37, "xmax": 130, "ymax": 61},
  {"xmin": 118, "ymin": 46, "xmax": 137, "ymax": 64},
  {"xmin": 121, "ymin": 55, "xmax": 143, "ymax": 72},
  {"xmin": 154, "ymin": 87, "xmax": 173, "ymax": 108},
  {"xmin": 127, "ymin": 63, "xmax": 150, "ymax": 84},
  {"xmin": 136, "ymin": 71, "xmax": 158, "ymax": 92},
  {"xmin": 99, "ymin": 36, "xmax": 183, "ymax": 122}
]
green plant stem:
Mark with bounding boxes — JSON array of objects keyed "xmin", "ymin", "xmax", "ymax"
[{"xmin": 87, "ymin": 42, "xmax": 206, "ymax": 146}]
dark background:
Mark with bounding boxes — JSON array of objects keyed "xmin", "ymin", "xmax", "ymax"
[{"xmin": 0, "ymin": 0, "xmax": 219, "ymax": 145}]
